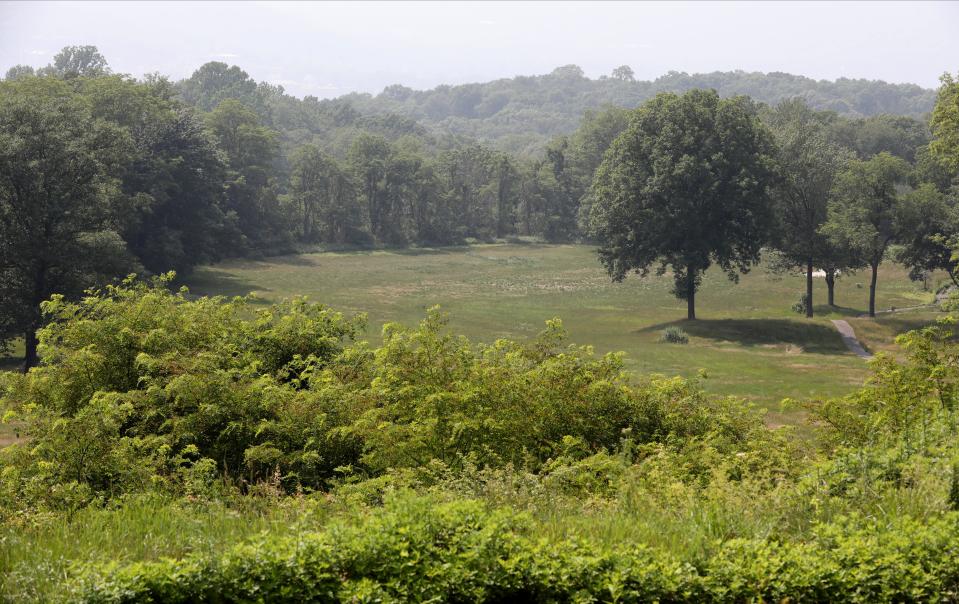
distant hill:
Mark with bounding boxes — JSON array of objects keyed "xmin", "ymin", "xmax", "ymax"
[{"xmin": 337, "ymin": 66, "xmax": 937, "ymax": 155}]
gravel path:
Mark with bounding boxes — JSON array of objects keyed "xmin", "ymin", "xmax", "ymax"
[{"xmin": 831, "ymin": 319, "xmax": 872, "ymax": 359}]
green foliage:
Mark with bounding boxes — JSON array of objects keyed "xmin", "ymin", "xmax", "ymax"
[
  {"xmin": 807, "ymin": 317, "xmax": 959, "ymax": 451},
  {"xmin": 791, "ymin": 293, "xmax": 810, "ymax": 315},
  {"xmin": 5, "ymin": 45, "xmax": 959, "ymax": 603},
  {"xmin": 2, "ymin": 47, "xmax": 945, "ymax": 350},
  {"xmin": 831, "ymin": 113, "xmax": 931, "ymax": 163},
  {"xmin": 7, "ymin": 274, "xmax": 959, "ymax": 601},
  {"xmin": 77, "ymin": 74, "xmax": 231, "ymax": 274}
]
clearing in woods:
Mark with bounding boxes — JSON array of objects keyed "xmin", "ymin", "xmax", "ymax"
[{"xmin": 184, "ymin": 243, "xmax": 945, "ymax": 424}]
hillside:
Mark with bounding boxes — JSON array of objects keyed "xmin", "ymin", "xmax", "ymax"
[
  {"xmin": 339, "ymin": 66, "xmax": 938, "ymax": 154},
  {"xmin": 172, "ymin": 63, "xmax": 937, "ymax": 157}
]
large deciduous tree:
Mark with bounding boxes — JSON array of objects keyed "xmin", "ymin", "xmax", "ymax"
[
  {"xmin": 348, "ymin": 133, "xmax": 392, "ymax": 240},
  {"xmin": 80, "ymin": 75, "xmax": 230, "ymax": 273},
  {"xmin": 768, "ymin": 99, "xmax": 854, "ymax": 317},
  {"xmin": 822, "ymin": 152, "xmax": 911, "ymax": 317},
  {"xmin": 611, "ymin": 65, "xmax": 635, "ymax": 82},
  {"xmin": 0, "ymin": 78, "xmax": 134, "ymax": 369},
  {"xmin": 43, "ymin": 45, "xmax": 110, "ymax": 79},
  {"xmin": 587, "ymin": 89, "xmax": 777, "ymax": 320}
]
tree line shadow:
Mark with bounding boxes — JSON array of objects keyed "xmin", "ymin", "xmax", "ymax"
[
  {"xmin": 814, "ymin": 304, "xmax": 862, "ymax": 317},
  {"xmin": 641, "ymin": 318, "xmax": 850, "ymax": 355}
]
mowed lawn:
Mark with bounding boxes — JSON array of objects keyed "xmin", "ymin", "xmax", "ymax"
[{"xmin": 184, "ymin": 243, "xmax": 946, "ymax": 420}]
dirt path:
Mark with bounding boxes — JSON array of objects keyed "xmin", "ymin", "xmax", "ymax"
[{"xmin": 831, "ymin": 319, "xmax": 872, "ymax": 359}]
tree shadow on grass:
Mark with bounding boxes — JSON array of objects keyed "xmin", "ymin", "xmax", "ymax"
[
  {"xmin": 263, "ymin": 254, "xmax": 318, "ymax": 266},
  {"xmin": 0, "ymin": 355, "xmax": 22, "ymax": 372},
  {"xmin": 814, "ymin": 304, "xmax": 863, "ymax": 317},
  {"xmin": 390, "ymin": 247, "xmax": 465, "ymax": 256},
  {"xmin": 641, "ymin": 318, "xmax": 849, "ymax": 355},
  {"xmin": 183, "ymin": 272, "xmax": 272, "ymax": 304}
]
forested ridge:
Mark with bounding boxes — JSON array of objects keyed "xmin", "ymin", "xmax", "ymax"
[{"xmin": 348, "ymin": 66, "xmax": 938, "ymax": 155}]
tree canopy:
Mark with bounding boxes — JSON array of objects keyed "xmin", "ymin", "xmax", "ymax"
[
  {"xmin": 767, "ymin": 99, "xmax": 854, "ymax": 316},
  {"xmin": 822, "ymin": 152, "xmax": 912, "ymax": 317}
]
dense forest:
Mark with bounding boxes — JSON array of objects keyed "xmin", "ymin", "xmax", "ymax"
[{"xmin": 3, "ymin": 41, "xmax": 959, "ymax": 601}]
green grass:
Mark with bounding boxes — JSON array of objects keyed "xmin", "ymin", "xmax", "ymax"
[
  {"xmin": 0, "ymin": 494, "xmax": 333, "ymax": 603},
  {"xmin": 185, "ymin": 243, "xmax": 945, "ymax": 419}
]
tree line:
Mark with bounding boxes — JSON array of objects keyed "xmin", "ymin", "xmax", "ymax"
[
  {"xmin": 1, "ymin": 45, "xmax": 958, "ymax": 367},
  {"xmin": 587, "ymin": 83, "xmax": 958, "ymax": 320}
]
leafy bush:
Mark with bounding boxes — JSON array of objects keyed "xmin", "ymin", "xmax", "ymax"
[
  {"xmin": 659, "ymin": 326, "xmax": 689, "ymax": 344},
  {"xmin": 791, "ymin": 293, "xmax": 810, "ymax": 314}
]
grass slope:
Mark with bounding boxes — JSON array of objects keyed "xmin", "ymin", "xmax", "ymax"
[{"xmin": 185, "ymin": 243, "xmax": 944, "ymax": 420}]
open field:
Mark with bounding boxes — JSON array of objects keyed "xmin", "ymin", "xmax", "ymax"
[{"xmin": 185, "ymin": 243, "xmax": 946, "ymax": 420}]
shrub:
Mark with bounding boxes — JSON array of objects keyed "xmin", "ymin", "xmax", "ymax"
[
  {"xmin": 659, "ymin": 326, "xmax": 689, "ymax": 344},
  {"xmin": 791, "ymin": 293, "xmax": 810, "ymax": 314}
]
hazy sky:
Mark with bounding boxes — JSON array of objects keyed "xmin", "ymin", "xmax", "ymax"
[{"xmin": 1, "ymin": 1, "xmax": 957, "ymax": 98}]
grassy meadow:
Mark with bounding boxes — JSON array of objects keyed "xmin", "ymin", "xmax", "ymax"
[{"xmin": 185, "ymin": 243, "xmax": 945, "ymax": 421}]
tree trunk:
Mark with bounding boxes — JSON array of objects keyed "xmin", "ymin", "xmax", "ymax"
[
  {"xmin": 24, "ymin": 262, "xmax": 47, "ymax": 372},
  {"xmin": 686, "ymin": 266, "xmax": 696, "ymax": 320},
  {"xmin": 826, "ymin": 270, "xmax": 836, "ymax": 306},
  {"xmin": 806, "ymin": 257, "xmax": 814, "ymax": 318},
  {"xmin": 869, "ymin": 260, "xmax": 879, "ymax": 318},
  {"xmin": 23, "ymin": 327, "xmax": 38, "ymax": 373}
]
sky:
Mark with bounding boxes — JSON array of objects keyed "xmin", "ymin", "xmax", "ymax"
[{"xmin": 1, "ymin": 1, "xmax": 957, "ymax": 98}]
